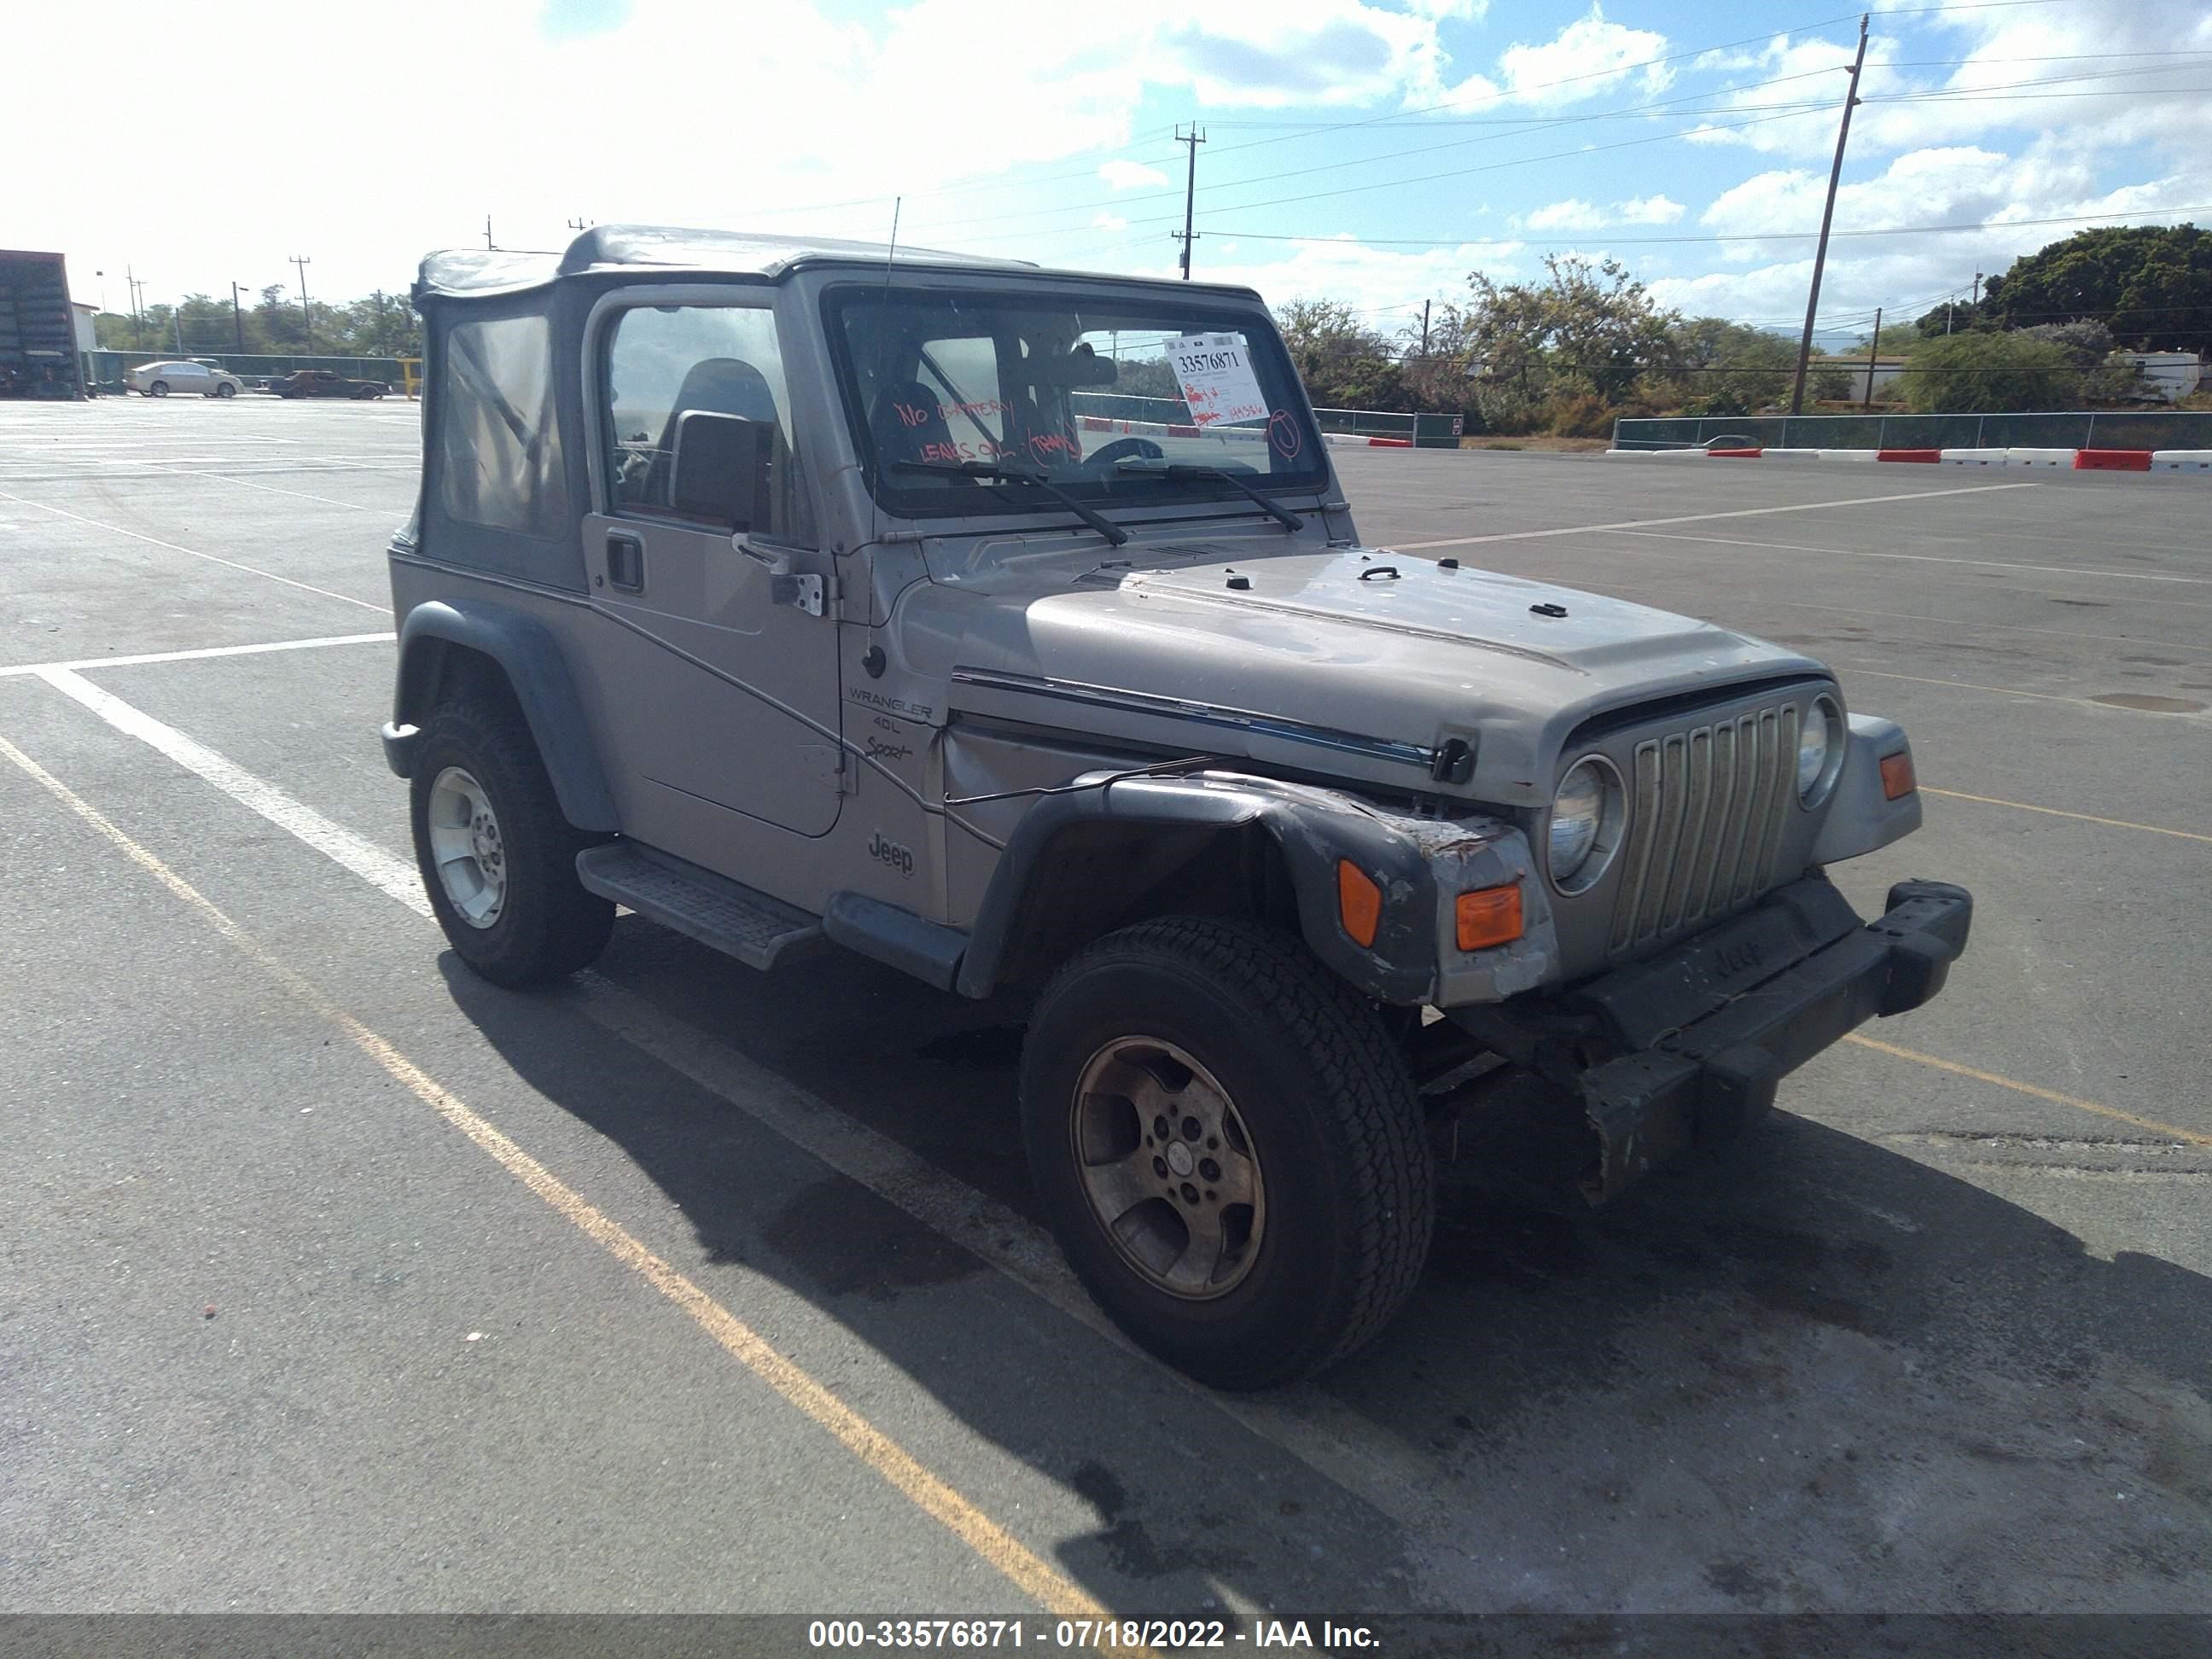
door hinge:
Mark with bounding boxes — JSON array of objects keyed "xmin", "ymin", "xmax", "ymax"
[{"xmin": 771, "ymin": 573, "xmax": 826, "ymax": 616}]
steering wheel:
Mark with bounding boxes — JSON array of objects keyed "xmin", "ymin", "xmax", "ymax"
[{"xmin": 1086, "ymin": 436, "xmax": 1165, "ymax": 469}]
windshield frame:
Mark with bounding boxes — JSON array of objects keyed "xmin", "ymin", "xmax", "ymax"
[{"xmin": 820, "ymin": 280, "xmax": 1329, "ymax": 526}]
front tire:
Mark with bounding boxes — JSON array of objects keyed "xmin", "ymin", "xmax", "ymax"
[
  {"xmin": 408, "ymin": 696, "xmax": 613, "ymax": 987},
  {"xmin": 148, "ymin": 381, "xmax": 169, "ymax": 397},
  {"xmin": 215, "ymin": 382, "xmax": 236, "ymax": 399},
  {"xmin": 1021, "ymin": 917, "xmax": 1433, "ymax": 1389}
]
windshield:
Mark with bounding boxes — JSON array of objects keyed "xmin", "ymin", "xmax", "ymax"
[{"xmin": 826, "ymin": 285, "xmax": 1327, "ymax": 520}]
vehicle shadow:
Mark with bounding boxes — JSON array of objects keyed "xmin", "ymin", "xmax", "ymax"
[{"xmin": 441, "ymin": 917, "xmax": 2212, "ymax": 1614}]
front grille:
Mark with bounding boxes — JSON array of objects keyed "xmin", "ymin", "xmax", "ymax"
[{"xmin": 1609, "ymin": 701, "xmax": 1800, "ymax": 954}]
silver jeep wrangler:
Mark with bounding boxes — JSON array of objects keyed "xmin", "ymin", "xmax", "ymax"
[{"xmin": 382, "ymin": 225, "xmax": 1971, "ymax": 1389}]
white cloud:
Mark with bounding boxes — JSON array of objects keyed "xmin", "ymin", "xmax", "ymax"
[
  {"xmin": 1660, "ymin": 143, "xmax": 2197, "ymax": 335},
  {"xmin": 1519, "ymin": 195, "xmax": 1683, "ymax": 232},
  {"xmin": 1134, "ymin": 236, "xmax": 1526, "ymax": 325},
  {"xmin": 1, "ymin": 0, "xmax": 1508, "ymax": 300},
  {"xmin": 1495, "ymin": 5, "xmax": 1673, "ymax": 108},
  {"xmin": 1098, "ymin": 160, "xmax": 1170, "ymax": 192},
  {"xmin": 1688, "ymin": 3, "xmax": 2212, "ymax": 162},
  {"xmin": 1522, "ymin": 199, "xmax": 1605, "ymax": 232}
]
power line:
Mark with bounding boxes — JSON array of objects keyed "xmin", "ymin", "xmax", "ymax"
[{"xmin": 1201, "ymin": 203, "xmax": 2210, "ymax": 250}]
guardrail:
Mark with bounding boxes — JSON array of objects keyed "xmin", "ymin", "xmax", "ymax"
[{"xmin": 1613, "ymin": 411, "xmax": 2212, "ymax": 452}]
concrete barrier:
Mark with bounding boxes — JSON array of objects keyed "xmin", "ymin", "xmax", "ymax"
[{"xmin": 1604, "ymin": 443, "xmax": 2209, "ymax": 480}]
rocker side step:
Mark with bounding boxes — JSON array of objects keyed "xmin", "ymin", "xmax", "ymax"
[{"xmin": 576, "ymin": 843, "xmax": 824, "ymax": 971}]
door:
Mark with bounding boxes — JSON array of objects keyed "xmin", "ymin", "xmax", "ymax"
[{"xmin": 583, "ymin": 297, "xmax": 843, "ymax": 844}]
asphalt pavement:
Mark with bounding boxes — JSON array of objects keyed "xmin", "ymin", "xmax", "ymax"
[{"xmin": 1, "ymin": 399, "xmax": 2206, "ymax": 1620}]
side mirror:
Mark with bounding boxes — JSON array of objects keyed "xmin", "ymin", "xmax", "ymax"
[{"xmin": 670, "ymin": 410, "xmax": 774, "ymax": 531}]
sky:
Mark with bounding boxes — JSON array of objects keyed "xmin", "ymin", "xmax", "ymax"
[{"xmin": 11, "ymin": 0, "xmax": 2211, "ymax": 349}]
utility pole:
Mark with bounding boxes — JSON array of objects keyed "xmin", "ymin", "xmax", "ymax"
[
  {"xmin": 1862, "ymin": 306, "xmax": 1882, "ymax": 410},
  {"xmin": 1971, "ymin": 271, "xmax": 1983, "ymax": 306},
  {"xmin": 126, "ymin": 267, "xmax": 146, "ymax": 350},
  {"xmin": 1172, "ymin": 125, "xmax": 1206, "ymax": 280},
  {"xmin": 230, "ymin": 282, "xmax": 247, "ymax": 352},
  {"xmin": 485, "ymin": 214, "xmax": 495, "ymax": 251},
  {"xmin": 1789, "ymin": 12, "xmax": 1870, "ymax": 418},
  {"xmin": 290, "ymin": 255, "xmax": 313, "ymax": 353},
  {"xmin": 1419, "ymin": 300, "xmax": 1432, "ymax": 359}
]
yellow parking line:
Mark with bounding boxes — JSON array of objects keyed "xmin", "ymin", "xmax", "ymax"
[
  {"xmin": 0, "ymin": 728, "xmax": 1132, "ymax": 1638},
  {"xmin": 1845, "ymin": 1033, "xmax": 2212, "ymax": 1150},
  {"xmin": 1921, "ymin": 786, "xmax": 2212, "ymax": 845}
]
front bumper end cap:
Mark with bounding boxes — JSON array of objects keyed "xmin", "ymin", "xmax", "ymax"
[{"xmin": 1578, "ymin": 878, "xmax": 1972, "ymax": 1203}]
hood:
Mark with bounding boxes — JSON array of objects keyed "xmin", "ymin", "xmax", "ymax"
[{"xmin": 896, "ymin": 543, "xmax": 1828, "ymax": 806}]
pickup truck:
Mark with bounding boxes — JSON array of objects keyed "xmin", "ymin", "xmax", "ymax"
[{"xmin": 378, "ymin": 225, "xmax": 1971, "ymax": 1388}]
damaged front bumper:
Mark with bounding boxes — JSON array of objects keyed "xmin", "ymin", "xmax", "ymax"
[{"xmin": 1447, "ymin": 876, "xmax": 1973, "ymax": 1202}]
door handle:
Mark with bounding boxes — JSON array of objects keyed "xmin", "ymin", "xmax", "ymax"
[{"xmin": 605, "ymin": 532, "xmax": 644, "ymax": 592}]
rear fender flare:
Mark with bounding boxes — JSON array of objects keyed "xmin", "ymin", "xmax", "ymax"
[{"xmin": 384, "ymin": 599, "xmax": 619, "ymax": 832}]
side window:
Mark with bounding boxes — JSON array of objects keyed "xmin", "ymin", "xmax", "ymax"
[
  {"xmin": 436, "ymin": 314, "xmax": 566, "ymax": 537},
  {"xmin": 602, "ymin": 304, "xmax": 812, "ymax": 544}
]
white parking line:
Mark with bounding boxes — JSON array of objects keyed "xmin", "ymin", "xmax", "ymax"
[
  {"xmin": 35, "ymin": 667, "xmax": 431, "ymax": 916},
  {"xmin": 165, "ymin": 469, "xmax": 402, "ymax": 513},
  {"xmin": 28, "ymin": 665, "xmax": 1457, "ymax": 1537},
  {"xmin": 0, "ymin": 632, "xmax": 393, "ymax": 678},
  {"xmin": 1394, "ymin": 481, "xmax": 2040, "ymax": 550},
  {"xmin": 0, "ymin": 488, "xmax": 385, "ymax": 613},
  {"xmin": 1605, "ymin": 527, "xmax": 2212, "ymax": 587}
]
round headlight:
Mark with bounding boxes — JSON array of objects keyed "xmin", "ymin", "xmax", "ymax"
[
  {"xmin": 1799, "ymin": 695, "xmax": 1845, "ymax": 804},
  {"xmin": 1549, "ymin": 756, "xmax": 1624, "ymax": 892}
]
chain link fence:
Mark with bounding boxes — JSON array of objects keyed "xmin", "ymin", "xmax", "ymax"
[{"xmin": 84, "ymin": 350, "xmax": 421, "ymax": 396}]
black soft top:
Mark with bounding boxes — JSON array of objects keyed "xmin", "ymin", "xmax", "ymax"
[{"xmin": 414, "ymin": 224, "xmax": 1036, "ymax": 301}]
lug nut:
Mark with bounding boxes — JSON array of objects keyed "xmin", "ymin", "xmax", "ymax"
[
  {"xmin": 1181, "ymin": 1116, "xmax": 1202, "ymax": 1141},
  {"xmin": 1154, "ymin": 1115, "xmax": 1171, "ymax": 1141},
  {"xmin": 1200, "ymin": 1157, "xmax": 1220, "ymax": 1182},
  {"xmin": 1152, "ymin": 1155, "xmax": 1168, "ymax": 1179},
  {"xmin": 1179, "ymin": 1182, "xmax": 1199, "ymax": 1203}
]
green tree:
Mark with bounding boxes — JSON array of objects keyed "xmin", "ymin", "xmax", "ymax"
[
  {"xmin": 1810, "ymin": 366, "xmax": 1854, "ymax": 402},
  {"xmin": 1914, "ymin": 300, "xmax": 1982, "ymax": 337},
  {"xmin": 1660, "ymin": 317, "xmax": 1796, "ymax": 409},
  {"xmin": 1273, "ymin": 298, "xmax": 1406, "ymax": 410},
  {"xmin": 1900, "ymin": 332, "xmax": 2075, "ymax": 412},
  {"xmin": 1983, "ymin": 224, "xmax": 2211, "ymax": 352},
  {"xmin": 1470, "ymin": 255, "xmax": 1677, "ymax": 401}
]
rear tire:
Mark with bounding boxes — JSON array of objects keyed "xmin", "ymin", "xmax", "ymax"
[
  {"xmin": 1020, "ymin": 916, "xmax": 1433, "ymax": 1389},
  {"xmin": 148, "ymin": 381, "xmax": 169, "ymax": 397},
  {"xmin": 408, "ymin": 696, "xmax": 613, "ymax": 987}
]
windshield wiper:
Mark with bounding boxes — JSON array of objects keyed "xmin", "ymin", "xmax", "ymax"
[
  {"xmin": 893, "ymin": 460, "xmax": 1128, "ymax": 547},
  {"xmin": 1115, "ymin": 460, "xmax": 1306, "ymax": 533}
]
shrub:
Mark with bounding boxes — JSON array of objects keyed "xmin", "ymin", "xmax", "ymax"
[
  {"xmin": 1546, "ymin": 392, "xmax": 1615, "ymax": 437},
  {"xmin": 1901, "ymin": 332, "xmax": 2076, "ymax": 413}
]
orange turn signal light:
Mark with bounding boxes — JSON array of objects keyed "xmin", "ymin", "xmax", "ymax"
[
  {"xmin": 1456, "ymin": 882, "xmax": 1524, "ymax": 952},
  {"xmin": 1879, "ymin": 750, "xmax": 1917, "ymax": 800},
  {"xmin": 1337, "ymin": 860, "xmax": 1382, "ymax": 947}
]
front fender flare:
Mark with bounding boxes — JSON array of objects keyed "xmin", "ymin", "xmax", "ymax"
[
  {"xmin": 956, "ymin": 771, "xmax": 1534, "ymax": 1004},
  {"xmin": 384, "ymin": 599, "xmax": 620, "ymax": 832}
]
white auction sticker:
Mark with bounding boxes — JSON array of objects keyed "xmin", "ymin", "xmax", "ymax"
[{"xmin": 1167, "ymin": 333, "xmax": 1269, "ymax": 428}]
